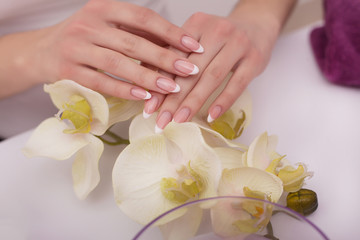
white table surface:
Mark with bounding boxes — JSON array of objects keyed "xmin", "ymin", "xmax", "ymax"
[{"xmin": 1, "ymin": 24, "xmax": 360, "ymax": 240}]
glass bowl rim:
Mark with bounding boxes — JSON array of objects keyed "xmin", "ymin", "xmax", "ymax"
[{"xmin": 133, "ymin": 195, "xmax": 329, "ymax": 240}]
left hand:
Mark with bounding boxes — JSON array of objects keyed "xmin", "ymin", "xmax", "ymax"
[{"xmin": 143, "ymin": 12, "xmax": 280, "ymax": 131}]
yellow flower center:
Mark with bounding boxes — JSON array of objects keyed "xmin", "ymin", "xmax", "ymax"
[
  {"xmin": 232, "ymin": 187, "xmax": 273, "ymax": 233},
  {"xmin": 59, "ymin": 95, "xmax": 92, "ymax": 134},
  {"xmin": 210, "ymin": 110, "xmax": 246, "ymax": 140},
  {"xmin": 160, "ymin": 162, "xmax": 204, "ymax": 204}
]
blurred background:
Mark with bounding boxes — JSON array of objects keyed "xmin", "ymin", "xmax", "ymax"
[{"xmin": 166, "ymin": 0, "xmax": 323, "ymax": 34}]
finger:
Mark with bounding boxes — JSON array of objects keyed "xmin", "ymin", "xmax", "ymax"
[
  {"xmin": 207, "ymin": 57, "xmax": 256, "ymax": 122},
  {"xmin": 143, "ymin": 69, "xmax": 173, "ymax": 119},
  {"xmin": 77, "ymin": 45, "xmax": 183, "ymax": 94},
  {"xmin": 103, "ymin": 1, "xmax": 204, "ymax": 53},
  {"xmin": 143, "ymin": 92, "xmax": 165, "ymax": 119},
  {"xmin": 64, "ymin": 65, "xmax": 152, "ymax": 100},
  {"xmin": 172, "ymin": 32, "xmax": 250, "ymax": 123},
  {"xmin": 94, "ymin": 27, "xmax": 200, "ymax": 76},
  {"xmin": 155, "ymin": 28, "xmax": 234, "ymax": 130}
]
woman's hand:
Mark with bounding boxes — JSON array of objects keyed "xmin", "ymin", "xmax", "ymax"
[
  {"xmin": 0, "ymin": 0, "xmax": 203, "ymax": 99},
  {"xmin": 144, "ymin": 10, "xmax": 281, "ymax": 132}
]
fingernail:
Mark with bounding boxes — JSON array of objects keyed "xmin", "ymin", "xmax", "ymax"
[
  {"xmin": 131, "ymin": 88, "xmax": 151, "ymax": 100},
  {"xmin": 174, "ymin": 60, "xmax": 199, "ymax": 75},
  {"xmin": 207, "ymin": 105, "xmax": 222, "ymax": 123},
  {"xmin": 155, "ymin": 111, "xmax": 172, "ymax": 133},
  {"xmin": 181, "ymin": 36, "xmax": 204, "ymax": 53},
  {"xmin": 173, "ymin": 107, "xmax": 191, "ymax": 123},
  {"xmin": 156, "ymin": 78, "xmax": 180, "ymax": 93},
  {"xmin": 143, "ymin": 95, "xmax": 159, "ymax": 119}
]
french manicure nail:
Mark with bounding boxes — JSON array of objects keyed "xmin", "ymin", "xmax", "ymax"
[
  {"xmin": 181, "ymin": 36, "xmax": 204, "ymax": 53},
  {"xmin": 131, "ymin": 88, "xmax": 151, "ymax": 100},
  {"xmin": 174, "ymin": 107, "xmax": 191, "ymax": 123},
  {"xmin": 155, "ymin": 125, "xmax": 163, "ymax": 134},
  {"xmin": 174, "ymin": 60, "xmax": 199, "ymax": 75},
  {"xmin": 207, "ymin": 105, "xmax": 222, "ymax": 123},
  {"xmin": 143, "ymin": 110, "xmax": 152, "ymax": 119},
  {"xmin": 155, "ymin": 111, "xmax": 172, "ymax": 133},
  {"xmin": 156, "ymin": 78, "xmax": 180, "ymax": 93},
  {"xmin": 143, "ymin": 95, "xmax": 159, "ymax": 119}
]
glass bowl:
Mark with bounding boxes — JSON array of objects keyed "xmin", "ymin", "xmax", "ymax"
[{"xmin": 133, "ymin": 196, "xmax": 328, "ymax": 240}]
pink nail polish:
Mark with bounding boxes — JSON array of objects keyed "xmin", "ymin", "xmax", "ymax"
[
  {"xmin": 156, "ymin": 78, "xmax": 180, "ymax": 93},
  {"xmin": 155, "ymin": 111, "xmax": 172, "ymax": 133},
  {"xmin": 207, "ymin": 105, "xmax": 222, "ymax": 123},
  {"xmin": 131, "ymin": 88, "xmax": 151, "ymax": 100},
  {"xmin": 174, "ymin": 60, "xmax": 199, "ymax": 75},
  {"xmin": 181, "ymin": 36, "xmax": 204, "ymax": 53},
  {"xmin": 143, "ymin": 95, "xmax": 159, "ymax": 118},
  {"xmin": 174, "ymin": 107, "xmax": 191, "ymax": 123}
]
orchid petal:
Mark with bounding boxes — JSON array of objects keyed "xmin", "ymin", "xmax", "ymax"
[
  {"xmin": 194, "ymin": 74, "xmax": 252, "ymax": 141},
  {"xmin": 212, "ymin": 168, "xmax": 282, "ymax": 237},
  {"xmin": 23, "ymin": 117, "xmax": 89, "ymax": 160},
  {"xmin": 245, "ymin": 132, "xmax": 279, "ymax": 169},
  {"xmin": 214, "ymin": 147, "xmax": 244, "ymax": 170},
  {"xmin": 129, "ymin": 113, "xmax": 157, "ymax": 142},
  {"xmin": 113, "ymin": 135, "xmax": 183, "ymax": 225},
  {"xmin": 278, "ymin": 164, "xmax": 313, "ymax": 192},
  {"xmin": 164, "ymin": 122, "xmax": 222, "ymax": 200},
  {"xmin": 44, "ymin": 80, "xmax": 109, "ymax": 135},
  {"xmin": 72, "ymin": 134, "xmax": 103, "ymax": 200},
  {"xmin": 197, "ymin": 125, "xmax": 248, "ymax": 150},
  {"xmin": 160, "ymin": 205, "xmax": 203, "ymax": 240},
  {"xmin": 106, "ymin": 97, "xmax": 143, "ymax": 127},
  {"xmin": 218, "ymin": 168, "xmax": 283, "ymax": 202}
]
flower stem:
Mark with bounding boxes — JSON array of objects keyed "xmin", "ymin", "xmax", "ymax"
[
  {"xmin": 264, "ymin": 221, "xmax": 279, "ymax": 240},
  {"xmin": 97, "ymin": 130, "xmax": 130, "ymax": 146}
]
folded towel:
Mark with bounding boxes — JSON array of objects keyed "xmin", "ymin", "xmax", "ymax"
[{"xmin": 310, "ymin": 0, "xmax": 360, "ymax": 87}]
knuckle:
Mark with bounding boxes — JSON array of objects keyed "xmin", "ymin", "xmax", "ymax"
[
  {"xmin": 89, "ymin": 77, "xmax": 103, "ymax": 92},
  {"xmin": 136, "ymin": 68, "xmax": 151, "ymax": 86},
  {"xmin": 83, "ymin": 0, "xmax": 110, "ymax": 16},
  {"xmin": 58, "ymin": 63, "xmax": 74, "ymax": 79},
  {"xmin": 213, "ymin": 19, "xmax": 235, "ymax": 36},
  {"xmin": 135, "ymin": 7, "xmax": 155, "ymax": 25},
  {"xmin": 233, "ymin": 30, "xmax": 248, "ymax": 46},
  {"xmin": 121, "ymin": 36, "xmax": 138, "ymax": 54},
  {"xmin": 63, "ymin": 19, "xmax": 97, "ymax": 38},
  {"xmin": 112, "ymin": 82, "xmax": 125, "ymax": 97},
  {"xmin": 162, "ymin": 25, "xmax": 178, "ymax": 42},
  {"xmin": 103, "ymin": 53, "xmax": 122, "ymax": 70},
  {"xmin": 156, "ymin": 49, "xmax": 173, "ymax": 69},
  {"xmin": 186, "ymin": 94, "xmax": 205, "ymax": 108},
  {"xmin": 188, "ymin": 12, "xmax": 208, "ymax": 24},
  {"xmin": 204, "ymin": 66, "xmax": 225, "ymax": 81}
]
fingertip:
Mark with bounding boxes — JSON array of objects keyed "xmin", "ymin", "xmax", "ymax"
[
  {"xmin": 207, "ymin": 114, "xmax": 214, "ymax": 123},
  {"xmin": 208, "ymin": 105, "xmax": 222, "ymax": 123},
  {"xmin": 181, "ymin": 35, "xmax": 204, "ymax": 53},
  {"xmin": 155, "ymin": 124, "xmax": 163, "ymax": 134},
  {"xmin": 143, "ymin": 110, "xmax": 152, "ymax": 119}
]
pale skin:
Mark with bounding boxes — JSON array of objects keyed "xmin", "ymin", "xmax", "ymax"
[
  {"xmin": 0, "ymin": 0, "xmax": 203, "ymax": 99},
  {"xmin": 144, "ymin": 0, "xmax": 297, "ymax": 132},
  {"xmin": 0, "ymin": 0, "xmax": 297, "ymax": 131}
]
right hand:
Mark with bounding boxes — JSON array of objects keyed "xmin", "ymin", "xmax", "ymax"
[{"xmin": 28, "ymin": 0, "xmax": 203, "ymax": 100}]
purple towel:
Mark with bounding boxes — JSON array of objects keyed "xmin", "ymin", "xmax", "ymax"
[{"xmin": 310, "ymin": 0, "xmax": 360, "ymax": 87}]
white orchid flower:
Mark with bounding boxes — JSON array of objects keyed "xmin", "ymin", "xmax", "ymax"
[
  {"xmin": 194, "ymin": 72, "xmax": 252, "ymax": 135},
  {"xmin": 188, "ymin": 73, "xmax": 251, "ymax": 151},
  {"xmin": 112, "ymin": 114, "xmax": 222, "ymax": 230},
  {"xmin": 243, "ymin": 132, "xmax": 313, "ymax": 192},
  {"xmin": 23, "ymin": 80, "xmax": 141, "ymax": 199},
  {"xmin": 211, "ymin": 167, "xmax": 283, "ymax": 237}
]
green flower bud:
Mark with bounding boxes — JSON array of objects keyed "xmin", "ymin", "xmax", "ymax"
[{"xmin": 286, "ymin": 189, "xmax": 318, "ymax": 216}]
